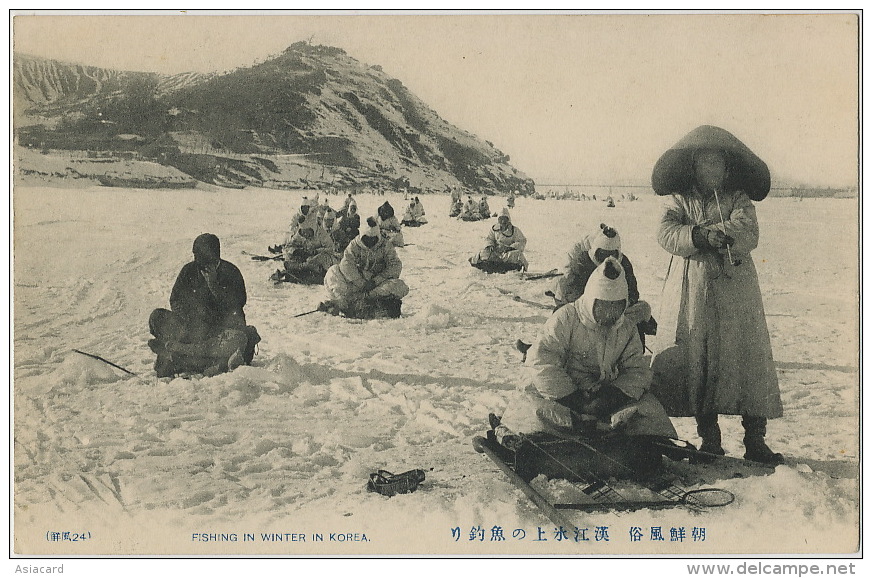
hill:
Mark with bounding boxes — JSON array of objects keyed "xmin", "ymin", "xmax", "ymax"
[{"xmin": 13, "ymin": 43, "xmax": 535, "ymax": 194}]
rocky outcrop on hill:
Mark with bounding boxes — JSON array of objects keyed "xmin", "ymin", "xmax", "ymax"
[{"xmin": 14, "ymin": 44, "xmax": 535, "ymax": 193}]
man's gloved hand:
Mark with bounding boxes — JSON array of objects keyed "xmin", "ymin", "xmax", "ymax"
[
  {"xmin": 582, "ymin": 385, "xmax": 633, "ymax": 418},
  {"xmin": 362, "ymin": 279, "xmax": 378, "ymax": 293},
  {"xmin": 705, "ymin": 229, "xmax": 735, "ymax": 249},
  {"xmin": 691, "ymin": 226, "xmax": 734, "ymax": 251}
]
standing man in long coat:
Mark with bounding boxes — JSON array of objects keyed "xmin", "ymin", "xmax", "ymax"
[{"xmin": 649, "ymin": 125, "xmax": 783, "ymax": 465}]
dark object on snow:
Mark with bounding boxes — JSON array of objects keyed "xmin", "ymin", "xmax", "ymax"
[
  {"xmin": 246, "ymin": 251, "xmax": 283, "ymax": 261},
  {"xmin": 469, "ymin": 258, "xmax": 524, "ymax": 274},
  {"xmin": 516, "ymin": 339, "xmax": 531, "ymax": 363},
  {"xmin": 318, "ymin": 297, "xmax": 402, "ymax": 319},
  {"xmin": 367, "ymin": 469, "xmax": 426, "ymax": 496},
  {"xmin": 652, "ymin": 125, "xmax": 771, "ymax": 201},
  {"xmin": 270, "ymin": 268, "xmax": 326, "ymax": 285},
  {"xmin": 401, "ymin": 219, "xmax": 425, "ymax": 227}
]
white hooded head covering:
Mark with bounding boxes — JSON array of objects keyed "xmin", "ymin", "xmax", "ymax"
[
  {"xmin": 362, "ymin": 217, "xmax": 381, "ymax": 240},
  {"xmin": 576, "ymin": 257, "xmax": 629, "ymax": 383},
  {"xmin": 587, "ymin": 223, "xmax": 622, "ymax": 265}
]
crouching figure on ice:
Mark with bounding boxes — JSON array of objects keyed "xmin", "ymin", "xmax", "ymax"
[
  {"xmin": 496, "ymin": 258, "xmax": 679, "ymax": 481},
  {"xmin": 271, "ymin": 221, "xmax": 339, "ymax": 285},
  {"xmin": 376, "ymin": 201, "xmax": 405, "ymax": 247},
  {"xmin": 552, "ymin": 223, "xmax": 657, "ymax": 347},
  {"xmin": 469, "ymin": 208, "xmax": 529, "ymax": 273},
  {"xmin": 320, "ymin": 217, "xmax": 410, "ymax": 319},
  {"xmin": 149, "ymin": 234, "xmax": 261, "ymax": 378}
]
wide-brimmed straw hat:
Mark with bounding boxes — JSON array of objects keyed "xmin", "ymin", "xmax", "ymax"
[{"xmin": 651, "ymin": 125, "xmax": 771, "ymax": 201}]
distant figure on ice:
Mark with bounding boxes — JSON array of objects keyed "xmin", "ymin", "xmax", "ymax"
[
  {"xmin": 551, "ymin": 223, "xmax": 656, "ymax": 346},
  {"xmin": 271, "ymin": 220, "xmax": 338, "ymax": 284},
  {"xmin": 507, "ymin": 191, "xmax": 516, "ymax": 209},
  {"xmin": 341, "ymin": 193, "xmax": 356, "ymax": 217},
  {"xmin": 317, "ymin": 197, "xmax": 333, "ymax": 221},
  {"xmin": 401, "ymin": 198, "xmax": 427, "ymax": 227},
  {"xmin": 460, "ymin": 197, "xmax": 481, "ymax": 221},
  {"xmin": 450, "ymin": 186, "xmax": 462, "ymax": 205},
  {"xmin": 148, "ymin": 234, "xmax": 260, "ymax": 378},
  {"xmin": 449, "ymin": 198, "xmax": 463, "ymax": 218},
  {"xmin": 321, "ymin": 217, "xmax": 410, "ymax": 319},
  {"xmin": 500, "ymin": 258, "xmax": 676, "ymax": 442},
  {"xmin": 412, "ymin": 197, "xmax": 427, "ymax": 223},
  {"xmin": 319, "ymin": 207, "xmax": 338, "ymax": 233},
  {"xmin": 649, "ymin": 125, "xmax": 783, "ymax": 465},
  {"xmin": 606, "ymin": 196, "xmax": 616, "ymax": 208},
  {"xmin": 478, "ymin": 196, "xmax": 492, "ymax": 219},
  {"xmin": 285, "ymin": 196, "xmax": 319, "ymax": 242},
  {"xmin": 334, "ymin": 200, "xmax": 360, "ymax": 253},
  {"xmin": 469, "ymin": 208, "xmax": 528, "ymax": 273},
  {"xmin": 377, "ymin": 201, "xmax": 405, "ymax": 247},
  {"xmin": 268, "ymin": 196, "xmax": 317, "ymax": 254}
]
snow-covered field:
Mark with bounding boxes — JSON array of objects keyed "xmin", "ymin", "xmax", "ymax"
[{"xmin": 12, "ymin": 185, "xmax": 860, "ymax": 556}]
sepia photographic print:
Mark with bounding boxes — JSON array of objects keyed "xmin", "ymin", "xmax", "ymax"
[{"xmin": 8, "ymin": 9, "xmax": 862, "ymax": 571}]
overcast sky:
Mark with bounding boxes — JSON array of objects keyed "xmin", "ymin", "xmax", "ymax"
[{"xmin": 12, "ymin": 11, "xmax": 859, "ymax": 188}]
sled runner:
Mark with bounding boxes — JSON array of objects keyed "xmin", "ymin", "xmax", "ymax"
[
  {"xmin": 496, "ymin": 288, "xmax": 553, "ymax": 311},
  {"xmin": 243, "ymin": 250, "xmax": 283, "ymax": 262},
  {"xmin": 473, "ymin": 415, "xmax": 734, "ymax": 524},
  {"xmin": 521, "ymin": 268, "xmax": 563, "ymax": 281}
]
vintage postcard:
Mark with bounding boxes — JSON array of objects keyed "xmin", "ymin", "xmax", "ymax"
[{"xmin": 9, "ymin": 10, "xmax": 861, "ymax": 566}]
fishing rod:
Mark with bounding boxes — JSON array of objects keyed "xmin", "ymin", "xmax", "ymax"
[
  {"xmin": 72, "ymin": 349, "xmax": 137, "ymax": 376},
  {"xmin": 712, "ymin": 189, "xmax": 741, "ymax": 266}
]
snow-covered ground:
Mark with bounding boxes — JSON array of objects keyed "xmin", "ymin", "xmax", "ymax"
[{"xmin": 11, "ymin": 186, "xmax": 860, "ymax": 557}]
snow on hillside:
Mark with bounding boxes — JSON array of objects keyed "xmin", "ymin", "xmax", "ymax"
[{"xmin": 11, "ymin": 186, "xmax": 860, "ymax": 558}]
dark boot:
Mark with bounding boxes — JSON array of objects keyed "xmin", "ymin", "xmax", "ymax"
[
  {"xmin": 242, "ymin": 326, "xmax": 261, "ymax": 364},
  {"xmin": 382, "ymin": 297, "xmax": 402, "ymax": 319},
  {"xmin": 692, "ymin": 413, "xmax": 725, "ymax": 464},
  {"xmin": 742, "ymin": 416, "xmax": 785, "ymax": 465},
  {"xmin": 154, "ymin": 353, "xmax": 175, "ymax": 378}
]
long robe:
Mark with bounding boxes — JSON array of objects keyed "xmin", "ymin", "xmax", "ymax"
[{"xmin": 650, "ymin": 188, "xmax": 782, "ymax": 418}]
